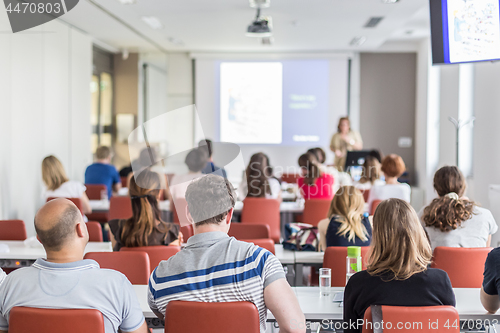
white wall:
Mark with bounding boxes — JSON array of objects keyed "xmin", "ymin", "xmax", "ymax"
[{"xmin": 0, "ymin": 13, "xmax": 92, "ymax": 236}]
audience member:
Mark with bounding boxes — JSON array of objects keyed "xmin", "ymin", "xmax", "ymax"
[
  {"xmin": 239, "ymin": 152, "xmax": 281, "ymax": 200},
  {"xmin": 367, "ymin": 149, "xmax": 383, "ymax": 163},
  {"xmin": 366, "ymin": 154, "xmax": 410, "ymax": 212},
  {"xmin": 109, "ymin": 170, "xmax": 181, "ymax": 251},
  {"xmin": 169, "ymin": 148, "xmax": 206, "ymax": 200},
  {"xmin": 422, "ymin": 166, "xmax": 497, "ymax": 250},
  {"xmin": 198, "ymin": 139, "xmax": 227, "ymax": 178},
  {"xmin": 330, "ymin": 117, "xmax": 363, "ymax": 171},
  {"xmin": 0, "ymin": 199, "xmax": 148, "ymax": 333},
  {"xmin": 297, "ymin": 152, "xmax": 334, "ymax": 200},
  {"xmin": 317, "ymin": 186, "xmax": 371, "ymax": 251},
  {"xmin": 85, "ymin": 146, "xmax": 121, "ymax": 199},
  {"xmin": 354, "ymin": 156, "xmax": 385, "ymax": 190},
  {"xmin": 148, "ymin": 174, "xmax": 305, "ymax": 333},
  {"xmin": 343, "ymin": 199, "xmax": 455, "ymax": 333},
  {"xmin": 0, "ymin": 269, "xmax": 5, "ymax": 285},
  {"xmin": 127, "ymin": 147, "xmax": 169, "ymax": 199},
  {"xmin": 42, "ymin": 155, "xmax": 91, "ymax": 214},
  {"xmin": 481, "ymin": 248, "xmax": 500, "ymax": 313}
]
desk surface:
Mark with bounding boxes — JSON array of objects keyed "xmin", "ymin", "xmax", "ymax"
[
  {"xmin": 0, "ymin": 241, "xmax": 112, "ymax": 260},
  {"xmin": 136, "ymin": 285, "xmax": 499, "ymax": 321}
]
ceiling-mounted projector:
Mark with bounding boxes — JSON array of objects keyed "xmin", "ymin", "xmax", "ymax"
[{"xmin": 246, "ymin": 8, "xmax": 272, "ymax": 37}]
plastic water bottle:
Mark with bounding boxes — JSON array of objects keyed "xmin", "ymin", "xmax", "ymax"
[{"xmin": 346, "ymin": 246, "xmax": 362, "ymax": 285}]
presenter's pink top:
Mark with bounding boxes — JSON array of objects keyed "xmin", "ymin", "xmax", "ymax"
[{"xmin": 298, "ymin": 173, "xmax": 334, "ymax": 200}]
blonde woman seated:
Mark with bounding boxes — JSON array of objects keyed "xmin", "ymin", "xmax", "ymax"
[
  {"xmin": 41, "ymin": 155, "xmax": 91, "ymax": 214},
  {"xmin": 354, "ymin": 156, "xmax": 385, "ymax": 190},
  {"xmin": 422, "ymin": 166, "xmax": 497, "ymax": 251},
  {"xmin": 366, "ymin": 154, "xmax": 411, "ymax": 211},
  {"xmin": 109, "ymin": 170, "xmax": 182, "ymax": 251},
  {"xmin": 343, "ymin": 199, "xmax": 456, "ymax": 333},
  {"xmin": 317, "ymin": 186, "xmax": 371, "ymax": 251}
]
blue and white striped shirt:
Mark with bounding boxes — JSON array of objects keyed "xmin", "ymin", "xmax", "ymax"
[{"xmin": 148, "ymin": 232, "xmax": 285, "ymax": 333}]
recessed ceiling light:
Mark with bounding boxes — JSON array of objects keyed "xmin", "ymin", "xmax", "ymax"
[
  {"xmin": 249, "ymin": 0, "xmax": 270, "ymax": 8},
  {"xmin": 382, "ymin": 0, "xmax": 399, "ymax": 3},
  {"xmin": 167, "ymin": 37, "xmax": 184, "ymax": 46},
  {"xmin": 141, "ymin": 16, "xmax": 163, "ymax": 30},
  {"xmin": 116, "ymin": 0, "xmax": 136, "ymax": 4},
  {"xmin": 350, "ymin": 36, "xmax": 366, "ymax": 46}
]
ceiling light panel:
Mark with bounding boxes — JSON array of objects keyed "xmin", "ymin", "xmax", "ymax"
[{"xmin": 141, "ymin": 16, "xmax": 163, "ymax": 30}]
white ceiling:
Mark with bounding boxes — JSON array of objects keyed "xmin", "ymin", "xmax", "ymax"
[{"xmin": 61, "ymin": 0, "xmax": 430, "ymax": 53}]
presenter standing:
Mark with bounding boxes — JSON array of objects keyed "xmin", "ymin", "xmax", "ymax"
[{"xmin": 330, "ymin": 117, "xmax": 363, "ymax": 171}]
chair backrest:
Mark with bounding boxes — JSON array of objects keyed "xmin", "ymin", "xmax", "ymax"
[
  {"xmin": 47, "ymin": 197, "xmax": 83, "ymax": 215},
  {"xmin": 171, "ymin": 198, "xmax": 189, "ymax": 226},
  {"xmin": 303, "ymin": 199, "xmax": 331, "ymax": 227},
  {"xmin": 370, "ymin": 199, "xmax": 382, "ymax": 215},
  {"xmin": 86, "ymin": 221, "xmax": 103, "ymax": 242},
  {"xmin": 9, "ymin": 307, "xmax": 105, "ymax": 333},
  {"xmin": 323, "ymin": 246, "xmax": 370, "ymax": 287},
  {"xmin": 0, "ymin": 220, "xmax": 27, "ymax": 240},
  {"xmin": 362, "ymin": 305, "xmax": 459, "ymax": 333},
  {"xmin": 165, "ymin": 301, "xmax": 260, "ymax": 333},
  {"xmin": 280, "ymin": 173, "xmax": 301, "ymax": 184},
  {"xmin": 362, "ymin": 189, "xmax": 370, "ymax": 203},
  {"xmin": 84, "ymin": 251, "xmax": 150, "ymax": 284},
  {"xmin": 85, "ymin": 184, "xmax": 107, "ymax": 200},
  {"xmin": 109, "ymin": 196, "xmax": 133, "ymax": 220},
  {"xmin": 120, "ymin": 176, "xmax": 128, "ymax": 188},
  {"xmin": 228, "ymin": 223, "xmax": 270, "ymax": 240},
  {"xmin": 431, "ymin": 246, "xmax": 492, "ymax": 288},
  {"xmin": 121, "ymin": 245, "xmax": 181, "ymax": 273},
  {"xmin": 241, "ymin": 239, "xmax": 275, "ymax": 254},
  {"xmin": 241, "ymin": 198, "xmax": 281, "ymax": 243}
]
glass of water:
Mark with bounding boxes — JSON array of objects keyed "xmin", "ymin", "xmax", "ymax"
[{"xmin": 319, "ymin": 268, "xmax": 331, "ymax": 297}]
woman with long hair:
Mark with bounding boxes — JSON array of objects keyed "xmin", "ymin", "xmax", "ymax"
[
  {"xmin": 343, "ymin": 199, "xmax": 455, "ymax": 333},
  {"xmin": 297, "ymin": 152, "xmax": 334, "ymax": 199},
  {"xmin": 422, "ymin": 166, "xmax": 497, "ymax": 250},
  {"xmin": 109, "ymin": 170, "xmax": 181, "ymax": 251},
  {"xmin": 41, "ymin": 155, "xmax": 91, "ymax": 214},
  {"xmin": 238, "ymin": 152, "xmax": 281, "ymax": 199},
  {"xmin": 355, "ymin": 156, "xmax": 385, "ymax": 190},
  {"xmin": 329, "ymin": 117, "xmax": 363, "ymax": 171},
  {"xmin": 317, "ymin": 186, "xmax": 371, "ymax": 251}
]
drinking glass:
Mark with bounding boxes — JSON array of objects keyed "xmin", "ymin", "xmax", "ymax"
[{"xmin": 319, "ymin": 268, "xmax": 331, "ymax": 297}]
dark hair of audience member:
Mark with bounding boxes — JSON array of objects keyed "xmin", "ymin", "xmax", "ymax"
[
  {"xmin": 422, "ymin": 166, "xmax": 475, "ymax": 232},
  {"xmin": 121, "ymin": 170, "xmax": 171, "ymax": 247},
  {"xmin": 246, "ymin": 152, "xmax": 272, "ymax": 198},
  {"xmin": 298, "ymin": 152, "xmax": 322, "ymax": 186},
  {"xmin": 185, "ymin": 149, "xmax": 207, "ymax": 172}
]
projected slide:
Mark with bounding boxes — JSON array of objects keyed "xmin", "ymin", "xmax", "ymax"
[
  {"xmin": 447, "ymin": 0, "xmax": 500, "ymax": 63},
  {"xmin": 220, "ymin": 62, "xmax": 283, "ymax": 144}
]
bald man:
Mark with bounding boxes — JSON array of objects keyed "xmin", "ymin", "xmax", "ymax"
[{"xmin": 0, "ymin": 199, "xmax": 148, "ymax": 333}]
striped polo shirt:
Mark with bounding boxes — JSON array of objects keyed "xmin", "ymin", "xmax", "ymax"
[
  {"xmin": 0, "ymin": 258, "xmax": 145, "ymax": 333},
  {"xmin": 148, "ymin": 231, "xmax": 286, "ymax": 333}
]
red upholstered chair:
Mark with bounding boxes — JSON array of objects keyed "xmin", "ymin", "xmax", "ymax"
[
  {"xmin": 85, "ymin": 184, "xmax": 109, "ymax": 223},
  {"xmin": 280, "ymin": 173, "xmax": 301, "ymax": 184},
  {"xmin": 362, "ymin": 305, "xmax": 459, "ymax": 333},
  {"xmin": 229, "ymin": 223, "xmax": 270, "ymax": 240},
  {"xmin": 431, "ymin": 246, "xmax": 492, "ymax": 288},
  {"xmin": 121, "ymin": 245, "xmax": 181, "ymax": 273},
  {"xmin": 302, "ymin": 199, "xmax": 331, "ymax": 227},
  {"xmin": 86, "ymin": 221, "xmax": 103, "ymax": 242},
  {"xmin": 323, "ymin": 246, "xmax": 370, "ymax": 287},
  {"xmin": 109, "ymin": 196, "xmax": 133, "ymax": 220},
  {"xmin": 47, "ymin": 197, "xmax": 83, "ymax": 216},
  {"xmin": 362, "ymin": 189, "xmax": 370, "ymax": 203},
  {"xmin": 165, "ymin": 301, "xmax": 260, "ymax": 333},
  {"xmin": 9, "ymin": 307, "xmax": 105, "ymax": 333},
  {"xmin": 370, "ymin": 199, "xmax": 382, "ymax": 215},
  {"xmin": 242, "ymin": 238, "xmax": 275, "ymax": 254},
  {"xmin": 241, "ymin": 198, "xmax": 281, "ymax": 243},
  {"xmin": 0, "ymin": 220, "xmax": 27, "ymax": 240},
  {"xmin": 84, "ymin": 251, "xmax": 150, "ymax": 284}
]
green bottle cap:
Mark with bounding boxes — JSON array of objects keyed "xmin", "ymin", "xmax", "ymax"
[{"xmin": 347, "ymin": 246, "xmax": 361, "ymax": 258}]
